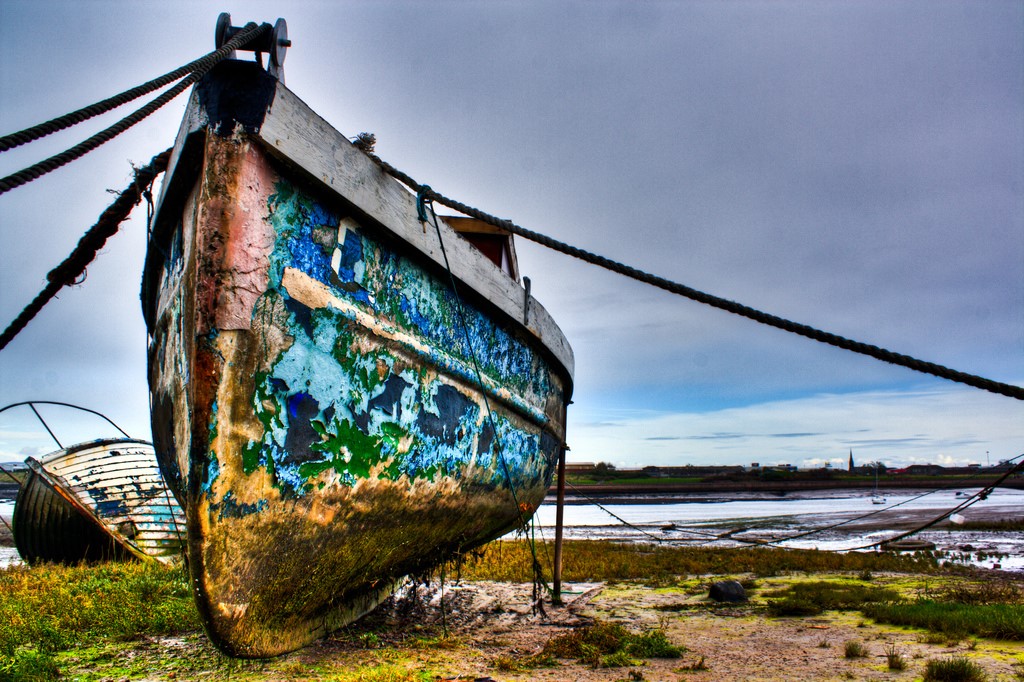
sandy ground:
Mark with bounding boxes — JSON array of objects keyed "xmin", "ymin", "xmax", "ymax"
[{"xmin": 41, "ymin": 577, "xmax": 1024, "ymax": 681}]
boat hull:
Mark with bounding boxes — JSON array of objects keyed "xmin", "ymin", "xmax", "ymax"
[
  {"xmin": 144, "ymin": 66, "xmax": 572, "ymax": 656},
  {"xmin": 13, "ymin": 439, "xmax": 185, "ymax": 565}
]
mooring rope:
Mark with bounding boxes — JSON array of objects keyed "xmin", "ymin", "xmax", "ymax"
[
  {"xmin": 0, "ymin": 463, "xmax": 20, "ymax": 488},
  {"xmin": 561, "ymin": 453, "xmax": 1024, "ymax": 552},
  {"xmin": 848, "ymin": 457, "xmax": 1024, "ymax": 551},
  {"xmin": 759, "ymin": 454, "xmax": 1024, "ymax": 547},
  {"xmin": 0, "ymin": 23, "xmax": 269, "ymax": 196},
  {"xmin": 369, "ymin": 155, "xmax": 1023, "ymax": 402},
  {"xmin": 0, "ymin": 148, "xmax": 171, "ymax": 351},
  {"xmin": 420, "ymin": 194, "xmax": 552, "ymax": 606},
  {"xmin": 0, "ymin": 22, "xmax": 268, "ymax": 154},
  {"xmin": 564, "ymin": 481, "xmax": 668, "ymax": 543}
]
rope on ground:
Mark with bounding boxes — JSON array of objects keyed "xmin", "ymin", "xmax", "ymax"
[
  {"xmin": 759, "ymin": 454, "xmax": 1024, "ymax": 547},
  {"xmin": 0, "ymin": 22, "xmax": 266, "ymax": 153},
  {"xmin": 369, "ymin": 155, "xmax": 1023, "ymax": 402},
  {"xmin": 0, "ymin": 148, "xmax": 171, "ymax": 351},
  {"xmin": 848, "ymin": 457, "xmax": 1024, "ymax": 551},
  {"xmin": 563, "ymin": 454, "xmax": 1024, "ymax": 552},
  {"xmin": 0, "ymin": 22, "xmax": 269, "ymax": 196}
]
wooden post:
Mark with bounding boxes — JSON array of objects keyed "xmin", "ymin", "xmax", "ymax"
[{"xmin": 552, "ymin": 444, "xmax": 566, "ymax": 605}]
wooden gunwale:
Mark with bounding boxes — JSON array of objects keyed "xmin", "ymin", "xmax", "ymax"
[{"xmin": 145, "ymin": 62, "xmax": 573, "ymax": 386}]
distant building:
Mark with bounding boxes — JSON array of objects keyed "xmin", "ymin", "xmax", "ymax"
[
  {"xmin": 904, "ymin": 464, "xmax": 944, "ymax": 476},
  {"xmin": 848, "ymin": 450, "xmax": 854, "ymax": 472}
]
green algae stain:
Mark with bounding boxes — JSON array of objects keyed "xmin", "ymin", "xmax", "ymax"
[{"xmin": 235, "ymin": 174, "xmax": 563, "ymax": 500}]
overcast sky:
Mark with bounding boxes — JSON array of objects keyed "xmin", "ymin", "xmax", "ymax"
[{"xmin": 1, "ymin": 1, "xmax": 1021, "ymax": 469}]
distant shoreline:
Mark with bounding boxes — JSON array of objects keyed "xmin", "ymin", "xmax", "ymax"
[{"xmin": 549, "ymin": 476, "xmax": 1023, "ymax": 498}]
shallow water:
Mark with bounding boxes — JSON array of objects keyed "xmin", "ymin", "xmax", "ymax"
[
  {"xmin": 3, "ymin": 489, "xmax": 1021, "ymax": 571},
  {"xmin": 534, "ymin": 488, "xmax": 1024, "ymax": 572}
]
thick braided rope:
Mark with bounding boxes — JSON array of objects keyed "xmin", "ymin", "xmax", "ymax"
[
  {"xmin": 372, "ymin": 156, "xmax": 1024, "ymax": 401},
  {"xmin": 0, "ymin": 148, "xmax": 171, "ymax": 351},
  {"xmin": 0, "ymin": 23, "xmax": 268, "ymax": 196},
  {"xmin": 0, "ymin": 23, "xmax": 267, "ymax": 153}
]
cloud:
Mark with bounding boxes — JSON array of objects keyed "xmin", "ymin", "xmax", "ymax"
[
  {"xmin": 0, "ymin": 2, "xmax": 1018, "ymax": 478},
  {"xmin": 567, "ymin": 384, "xmax": 1023, "ymax": 468}
]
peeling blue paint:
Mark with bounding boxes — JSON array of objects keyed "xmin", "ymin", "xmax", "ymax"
[
  {"xmin": 214, "ymin": 179, "xmax": 565, "ymax": 500},
  {"xmin": 213, "ymin": 493, "xmax": 269, "ymax": 519}
]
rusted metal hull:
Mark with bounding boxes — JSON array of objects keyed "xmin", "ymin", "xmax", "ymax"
[
  {"xmin": 12, "ymin": 439, "xmax": 185, "ymax": 565},
  {"xmin": 142, "ymin": 62, "xmax": 573, "ymax": 657}
]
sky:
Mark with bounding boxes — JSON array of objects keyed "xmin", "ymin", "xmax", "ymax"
[{"xmin": 0, "ymin": 1, "xmax": 1021, "ymax": 470}]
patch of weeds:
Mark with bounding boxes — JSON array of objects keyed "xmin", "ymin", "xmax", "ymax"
[
  {"xmin": 359, "ymin": 632, "xmax": 383, "ymax": 648},
  {"xmin": 885, "ymin": 642, "xmax": 907, "ymax": 671},
  {"xmin": 675, "ymin": 656, "xmax": 709, "ymax": 673},
  {"xmin": 409, "ymin": 634, "xmax": 461, "ymax": 651},
  {"xmin": 765, "ymin": 580, "xmax": 901, "ymax": 618},
  {"xmin": 540, "ymin": 620, "xmax": 683, "ymax": 669},
  {"xmin": 769, "ymin": 597, "xmax": 824, "ymax": 617},
  {"xmin": 327, "ymin": 664, "xmax": 435, "ymax": 682},
  {"xmin": 624, "ymin": 629, "xmax": 686, "ymax": 658},
  {"xmin": 939, "ymin": 581, "xmax": 1022, "ymax": 606},
  {"xmin": 843, "ymin": 640, "xmax": 868, "ymax": 659},
  {"xmin": 492, "ymin": 654, "xmax": 527, "ymax": 672},
  {"xmin": 458, "ymin": 540, "xmax": 942, "ymax": 583},
  {"xmin": 922, "ymin": 633, "xmax": 948, "ymax": 645},
  {"xmin": 493, "ymin": 650, "xmax": 558, "ymax": 672},
  {"xmin": 0, "ymin": 647, "xmax": 60, "ymax": 682},
  {"xmin": 0, "ymin": 562, "xmax": 200, "ymax": 679},
  {"xmin": 865, "ymin": 601, "xmax": 1024, "ymax": 641},
  {"xmin": 817, "ymin": 639, "xmax": 831, "ymax": 649},
  {"xmin": 600, "ymin": 650, "xmax": 639, "ymax": 668},
  {"xmin": 922, "ymin": 656, "xmax": 988, "ymax": 682}
]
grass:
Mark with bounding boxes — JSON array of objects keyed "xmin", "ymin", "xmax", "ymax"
[
  {"xmin": 325, "ymin": 665, "xmax": 434, "ymax": 682},
  {"xmin": 458, "ymin": 540, "xmax": 942, "ymax": 584},
  {"xmin": 759, "ymin": 574, "xmax": 1024, "ymax": 642},
  {"xmin": 938, "ymin": 580, "xmax": 1022, "ymax": 605},
  {"xmin": 538, "ymin": 620, "xmax": 684, "ymax": 669},
  {"xmin": 954, "ymin": 518, "xmax": 1024, "ymax": 532},
  {"xmin": 0, "ymin": 539, "xmax": 1011, "ymax": 680},
  {"xmin": 863, "ymin": 601, "xmax": 1024, "ymax": 641},
  {"xmin": 885, "ymin": 642, "xmax": 907, "ymax": 671},
  {"xmin": 0, "ymin": 561, "xmax": 199, "ymax": 681},
  {"xmin": 922, "ymin": 656, "xmax": 988, "ymax": 682},
  {"xmin": 843, "ymin": 640, "xmax": 868, "ymax": 659},
  {"xmin": 765, "ymin": 580, "xmax": 902, "ymax": 617}
]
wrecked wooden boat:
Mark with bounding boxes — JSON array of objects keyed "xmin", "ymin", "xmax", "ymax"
[
  {"xmin": 13, "ymin": 438, "xmax": 186, "ymax": 565},
  {"xmin": 141, "ymin": 15, "xmax": 573, "ymax": 657}
]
